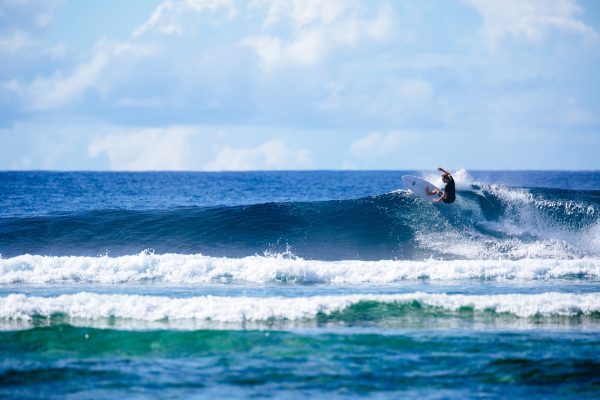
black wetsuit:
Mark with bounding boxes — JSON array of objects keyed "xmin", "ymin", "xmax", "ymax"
[{"xmin": 442, "ymin": 176, "xmax": 456, "ymax": 204}]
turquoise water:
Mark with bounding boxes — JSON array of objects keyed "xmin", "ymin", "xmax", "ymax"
[
  {"xmin": 0, "ymin": 171, "xmax": 599, "ymax": 398},
  {"xmin": 2, "ymin": 327, "xmax": 598, "ymax": 399}
]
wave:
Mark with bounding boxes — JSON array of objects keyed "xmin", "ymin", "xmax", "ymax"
[
  {"xmin": 1, "ymin": 172, "xmax": 599, "ymax": 260},
  {"xmin": 1, "ymin": 252, "xmax": 599, "ymax": 284},
  {"xmin": 1, "ymin": 292, "xmax": 598, "ymax": 328}
]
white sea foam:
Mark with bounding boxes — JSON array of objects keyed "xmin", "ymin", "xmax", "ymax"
[
  {"xmin": 1, "ymin": 253, "xmax": 599, "ymax": 285},
  {"xmin": 415, "ymin": 228, "xmax": 589, "ymax": 260},
  {"xmin": 1, "ymin": 292, "xmax": 598, "ymax": 322}
]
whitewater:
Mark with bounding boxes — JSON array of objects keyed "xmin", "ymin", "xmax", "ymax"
[
  {"xmin": 3, "ymin": 292, "xmax": 599, "ymax": 322},
  {"xmin": 2, "ymin": 252, "xmax": 600, "ymax": 284}
]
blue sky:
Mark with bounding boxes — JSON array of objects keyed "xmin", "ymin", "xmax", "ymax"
[{"xmin": 1, "ymin": 0, "xmax": 599, "ymax": 170}]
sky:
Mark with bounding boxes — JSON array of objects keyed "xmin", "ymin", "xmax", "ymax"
[{"xmin": 0, "ymin": 0, "xmax": 599, "ymax": 171}]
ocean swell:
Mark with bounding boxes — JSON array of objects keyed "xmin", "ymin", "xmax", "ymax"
[{"xmin": 0, "ymin": 183, "xmax": 598, "ymax": 260}]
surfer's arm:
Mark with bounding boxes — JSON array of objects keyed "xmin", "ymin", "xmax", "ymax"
[
  {"xmin": 433, "ymin": 192, "xmax": 446, "ymax": 203},
  {"xmin": 437, "ymin": 167, "xmax": 451, "ymax": 177}
]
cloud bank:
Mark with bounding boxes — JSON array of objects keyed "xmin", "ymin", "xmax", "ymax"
[{"xmin": 0, "ymin": 0, "xmax": 598, "ymax": 170}]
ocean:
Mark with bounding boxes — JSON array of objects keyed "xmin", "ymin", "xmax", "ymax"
[{"xmin": 0, "ymin": 170, "xmax": 599, "ymax": 399}]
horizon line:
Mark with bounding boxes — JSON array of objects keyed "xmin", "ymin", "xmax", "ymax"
[{"xmin": 2, "ymin": 169, "xmax": 599, "ymax": 173}]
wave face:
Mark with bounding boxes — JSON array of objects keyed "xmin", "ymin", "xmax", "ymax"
[{"xmin": 1, "ymin": 181, "xmax": 599, "ymax": 260}]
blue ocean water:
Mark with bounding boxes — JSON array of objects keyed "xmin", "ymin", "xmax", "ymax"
[{"xmin": 0, "ymin": 170, "xmax": 599, "ymax": 399}]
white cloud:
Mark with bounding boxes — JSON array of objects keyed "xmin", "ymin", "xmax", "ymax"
[
  {"xmin": 26, "ymin": 45, "xmax": 109, "ymax": 110},
  {"xmin": 242, "ymin": 2, "xmax": 394, "ymax": 73},
  {"xmin": 11, "ymin": 1, "xmax": 395, "ymax": 113},
  {"xmin": 2, "ymin": 2, "xmax": 600, "ymax": 171},
  {"xmin": 205, "ymin": 139, "xmax": 312, "ymax": 170},
  {"xmin": 350, "ymin": 131, "xmax": 416, "ymax": 160},
  {"xmin": 17, "ymin": 38, "xmax": 155, "ymax": 111},
  {"xmin": 241, "ymin": 29, "xmax": 326, "ymax": 71},
  {"xmin": 186, "ymin": 0, "xmax": 236, "ymax": 14},
  {"xmin": 463, "ymin": 0, "xmax": 599, "ymax": 47},
  {"xmin": 252, "ymin": 0, "xmax": 348, "ymax": 29},
  {"xmin": 88, "ymin": 128, "xmax": 196, "ymax": 170},
  {"xmin": 132, "ymin": 0, "xmax": 235, "ymax": 38},
  {"xmin": 0, "ymin": 30, "xmax": 34, "ymax": 53},
  {"xmin": 132, "ymin": 1, "xmax": 182, "ymax": 38},
  {"xmin": 6, "ymin": 0, "xmax": 172, "ymax": 112}
]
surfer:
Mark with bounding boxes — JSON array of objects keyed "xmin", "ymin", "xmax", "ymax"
[{"xmin": 427, "ymin": 167, "xmax": 456, "ymax": 204}]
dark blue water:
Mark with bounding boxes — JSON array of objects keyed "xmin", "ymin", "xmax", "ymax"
[
  {"xmin": 1, "ymin": 171, "xmax": 599, "ymax": 259},
  {"xmin": 0, "ymin": 170, "xmax": 599, "ymax": 399},
  {"xmin": 2, "ymin": 170, "xmax": 599, "ymax": 216}
]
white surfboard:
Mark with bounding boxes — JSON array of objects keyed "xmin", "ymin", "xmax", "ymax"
[{"xmin": 402, "ymin": 175, "xmax": 440, "ymax": 201}]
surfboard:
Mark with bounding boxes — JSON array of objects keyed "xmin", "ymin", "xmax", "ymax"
[{"xmin": 402, "ymin": 175, "xmax": 440, "ymax": 201}]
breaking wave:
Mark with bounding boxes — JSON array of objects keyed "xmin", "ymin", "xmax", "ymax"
[
  {"xmin": 1, "ymin": 292, "xmax": 598, "ymax": 327},
  {"xmin": 1, "ymin": 252, "xmax": 599, "ymax": 284},
  {"xmin": 1, "ymin": 171, "xmax": 598, "ymax": 260}
]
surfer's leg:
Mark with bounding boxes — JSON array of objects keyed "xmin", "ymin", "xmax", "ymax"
[{"xmin": 426, "ymin": 187, "xmax": 440, "ymax": 196}]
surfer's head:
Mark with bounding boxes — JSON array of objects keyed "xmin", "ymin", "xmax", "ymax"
[{"xmin": 442, "ymin": 175, "xmax": 450, "ymax": 183}]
